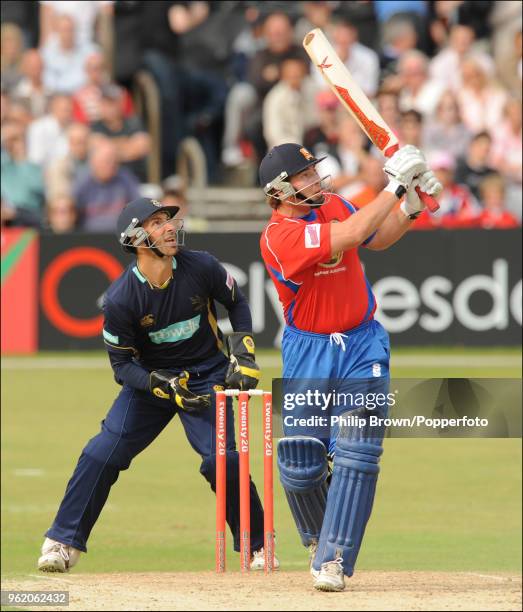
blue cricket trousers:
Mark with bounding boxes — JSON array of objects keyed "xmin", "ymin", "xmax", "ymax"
[{"xmin": 281, "ymin": 319, "xmax": 391, "ymax": 454}]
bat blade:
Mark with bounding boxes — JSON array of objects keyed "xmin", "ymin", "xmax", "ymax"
[
  {"xmin": 303, "ymin": 29, "xmax": 399, "ymax": 156},
  {"xmin": 303, "ymin": 28, "xmax": 439, "ymax": 212}
]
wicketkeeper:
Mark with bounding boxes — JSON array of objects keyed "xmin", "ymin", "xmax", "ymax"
[
  {"xmin": 259, "ymin": 143, "xmax": 441, "ymax": 591},
  {"xmin": 38, "ymin": 197, "xmax": 279, "ymax": 572}
]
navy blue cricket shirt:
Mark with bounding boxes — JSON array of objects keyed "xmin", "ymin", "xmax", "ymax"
[{"xmin": 102, "ymin": 249, "xmax": 252, "ymax": 391}]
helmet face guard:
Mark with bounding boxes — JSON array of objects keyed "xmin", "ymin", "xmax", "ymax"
[
  {"xmin": 263, "ymin": 169, "xmax": 332, "ymax": 208},
  {"xmin": 119, "ymin": 216, "xmax": 186, "ymax": 253}
]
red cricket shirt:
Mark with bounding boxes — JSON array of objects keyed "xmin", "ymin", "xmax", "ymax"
[{"xmin": 260, "ymin": 193, "xmax": 377, "ymax": 334}]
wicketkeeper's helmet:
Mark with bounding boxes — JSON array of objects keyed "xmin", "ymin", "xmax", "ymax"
[{"xmin": 116, "ymin": 197, "xmax": 184, "ymax": 254}]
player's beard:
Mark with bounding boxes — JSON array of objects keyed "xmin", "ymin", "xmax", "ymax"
[
  {"xmin": 153, "ymin": 232, "xmax": 179, "ymax": 257},
  {"xmin": 307, "ymin": 192, "xmax": 325, "ymax": 208},
  {"xmin": 297, "ymin": 189, "xmax": 325, "ymax": 209},
  {"xmin": 158, "ymin": 243, "xmax": 178, "ymax": 257},
  {"xmin": 294, "ymin": 175, "xmax": 329, "ymax": 208}
]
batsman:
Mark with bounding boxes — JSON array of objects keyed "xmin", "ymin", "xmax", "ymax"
[
  {"xmin": 259, "ymin": 143, "xmax": 442, "ymax": 591},
  {"xmin": 38, "ymin": 197, "xmax": 278, "ymax": 572}
]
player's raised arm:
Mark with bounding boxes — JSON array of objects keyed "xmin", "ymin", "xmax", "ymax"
[
  {"xmin": 364, "ymin": 169, "xmax": 443, "ymax": 251},
  {"xmin": 329, "ymin": 145, "xmax": 433, "ymax": 254}
]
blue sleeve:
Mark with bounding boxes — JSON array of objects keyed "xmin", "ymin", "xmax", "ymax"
[
  {"xmin": 207, "ymin": 254, "xmax": 252, "ymax": 332},
  {"xmin": 102, "ymin": 298, "xmax": 150, "ymax": 391}
]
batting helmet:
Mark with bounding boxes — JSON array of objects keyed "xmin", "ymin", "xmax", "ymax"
[
  {"xmin": 259, "ymin": 144, "xmax": 326, "ymax": 190},
  {"xmin": 259, "ymin": 143, "xmax": 329, "ymax": 207}
]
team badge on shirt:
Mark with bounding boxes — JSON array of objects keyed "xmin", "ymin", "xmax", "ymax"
[
  {"xmin": 191, "ymin": 295, "xmax": 207, "ymax": 312},
  {"xmin": 319, "ymin": 251, "xmax": 343, "ymax": 268},
  {"xmin": 318, "ymin": 219, "xmax": 341, "ymax": 267},
  {"xmin": 140, "ymin": 314, "xmax": 155, "ymax": 327}
]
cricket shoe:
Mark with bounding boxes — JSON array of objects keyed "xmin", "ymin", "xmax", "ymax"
[
  {"xmin": 250, "ymin": 548, "xmax": 280, "ymax": 571},
  {"xmin": 309, "ymin": 541, "xmax": 318, "ymax": 576},
  {"xmin": 313, "ymin": 557, "xmax": 345, "ymax": 592},
  {"xmin": 38, "ymin": 537, "xmax": 81, "ymax": 573}
]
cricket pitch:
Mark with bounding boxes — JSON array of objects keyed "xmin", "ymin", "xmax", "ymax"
[{"xmin": 2, "ymin": 571, "xmax": 521, "ymax": 611}]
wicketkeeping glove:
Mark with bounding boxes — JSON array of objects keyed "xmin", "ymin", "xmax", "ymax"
[
  {"xmin": 400, "ymin": 169, "xmax": 443, "ymax": 219},
  {"xmin": 224, "ymin": 332, "xmax": 260, "ymax": 391},
  {"xmin": 383, "ymin": 145, "xmax": 428, "ymax": 196},
  {"xmin": 150, "ymin": 370, "xmax": 210, "ymax": 413}
]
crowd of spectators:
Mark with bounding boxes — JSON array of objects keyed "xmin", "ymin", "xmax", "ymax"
[{"xmin": 1, "ymin": 0, "xmax": 521, "ymax": 233}]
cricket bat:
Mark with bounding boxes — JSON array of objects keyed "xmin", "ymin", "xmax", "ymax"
[{"xmin": 303, "ymin": 28, "xmax": 439, "ymax": 212}]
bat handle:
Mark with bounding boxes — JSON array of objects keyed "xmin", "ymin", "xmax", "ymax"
[
  {"xmin": 415, "ymin": 187, "xmax": 440, "ymax": 212},
  {"xmin": 385, "ymin": 144, "xmax": 440, "ymax": 212}
]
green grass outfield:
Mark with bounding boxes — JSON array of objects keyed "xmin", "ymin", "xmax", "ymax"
[{"xmin": 1, "ymin": 347, "xmax": 521, "ymax": 577}]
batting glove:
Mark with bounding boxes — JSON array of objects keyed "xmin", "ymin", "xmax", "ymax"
[
  {"xmin": 150, "ymin": 370, "xmax": 211, "ymax": 413},
  {"xmin": 400, "ymin": 170, "xmax": 443, "ymax": 219},
  {"xmin": 224, "ymin": 332, "xmax": 260, "ymax": 391},
  {"xmin": 383, "ymin": 145, "xmax": 428, "ymax": 197}
]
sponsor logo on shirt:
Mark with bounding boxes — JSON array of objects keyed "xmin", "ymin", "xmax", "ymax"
[
  {"xmin": 314, "ymin": 266, "xmax": 347, "ymax": 276},
  {"xmin": 372, "ymin": 363, "xmax": 382, "ymax": 377},
  {"xmin": 305, "ymin": 224, "xmax": 321, "ymax": 248},
  {"xmin": 148, "ymin": 315, "xmax": 201, "ymax": 344}
]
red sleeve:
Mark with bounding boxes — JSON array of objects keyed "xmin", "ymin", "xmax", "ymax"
[{"xmin": 264, "ymin": 220, "xmax": 332, "ymax": 279}]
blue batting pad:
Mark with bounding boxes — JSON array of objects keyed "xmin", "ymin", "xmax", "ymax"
[
  {"xmin": 311, "ymin": 408, "xmax": 385, "ymax": 575},
  {"xmin": 278, "ymin": 437, "xmax": 329, "ymax": 546}
]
